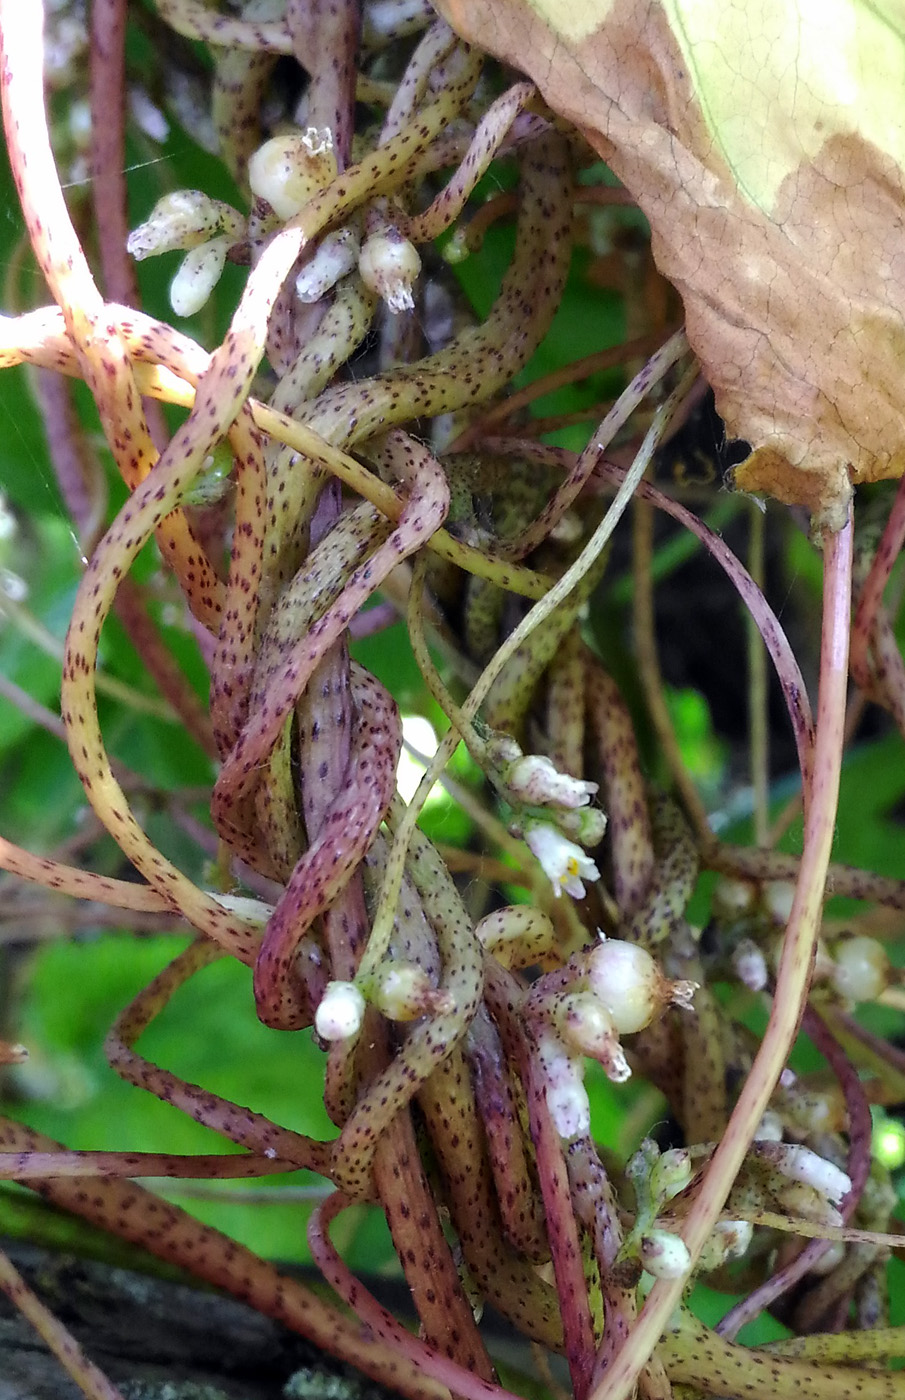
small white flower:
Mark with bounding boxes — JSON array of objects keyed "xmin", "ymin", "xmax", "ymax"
[
  {"xmin": 506, "ymin": 754, "xmax": 598, "ymax": 809},
  {"xmin": 315, "ymin": 981, "xmax": 365, "ymax": 1041},
  {"xmin": 524, "ymin": 821, "xmax": 600, "ymax": 899}
]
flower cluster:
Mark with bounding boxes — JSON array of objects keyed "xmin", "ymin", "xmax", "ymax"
[{"xmin": 492, "ymin": 742, "xmax": 607, "ymax": 901}]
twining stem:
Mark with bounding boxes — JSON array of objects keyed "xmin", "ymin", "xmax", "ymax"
[
  {"xmin": 0, "ymin": 1246, "xmax": 126, "ymax": 1400},
  {"xmin": 589, "ymin": 508, "xmax": 853, "ymax": 1400},
  {"xmin": 360, "ymin": 348, "xmax": 696, "ymax": 985}
]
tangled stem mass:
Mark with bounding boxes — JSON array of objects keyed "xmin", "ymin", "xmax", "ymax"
[{"xmin": 1, "ymin": 4, "xmax": 905, "ymax": 1400}]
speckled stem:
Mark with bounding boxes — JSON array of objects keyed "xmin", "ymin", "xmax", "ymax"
[
  {"xmin": 372, "ymin": 1099, "xmax": 494, "ymax": 1377},
  {"xmin": 209, "ymin": 402, "xmax": 270, "ymax": 755},
  {"xmin": 660, "ymin": 1306, "xmax": 905, "ymax": 1400},
  {"xmin": 153, "ymin": 0, "xmax": 293, "ymax": 51},
  {"xmin": 252, "ymin": 500, "xmax": 391, "ymax": 715},
  {"xmin": 330, "ymin": 799, "xmax": 483, "ymax": 1199},
  {"xmin": 467, "ymin": 1005, "xmax": 550, "ymax": 1260},
  {"xmin": 253, "ymin": 665, "xmax": 401, "ymax": 1029},
  {"xmin": 363, "ymin": 347, "xmax": 688, "ymax": 986},
  {"xmin": 851, "ymin": 475, "xmax": 905, "ymax": 696},
  {"xmin": 213, "ymin": 46, "xmax": 276, "ymax": 187},
  {"xmin": 705, "ymin": 845, "xmax": 905, "ymax": 911},
  {"xmin": 497, "ymin": 329, "xmax": 690, "ymax": 562},
  {"xmin": 401, "ymin": 824, "xmax": 563, "ymax": 1347},
  {"xmin": 214, "ymin": 433, "xmax": 446, "ymax": 846},
  {"xmin": 308, "ymin": 1192, "xmax": 516, "ymax": 1400},
  {"xmin": 290, "ymin": 0, "xmax": 359, "ymax": 168},
  {"xmin": 106, "ymin": 939, "xmax": 333, "ymax": 1176},
  {"xmin": 624, "ymin": 795, "xmax": 698, "ymax": 949},
  {"xmin": 522, "ymin": 1024, "xmax": 596, "ymax": 1397},
  {"xmin": 567, "ymin": 1137, "xmax": 635, "ymax": 1394},
  {"xmin": 263, "ymin": 126, "xmax": 570, "ymax": 587},
  {"xmin": 587, "ymin": 662, "xmax": 655, "ymax": 918},
  {"xmin": 402, "ymin": 82, "xmax": 535, "ymax": 243},
  {"xmin": 0, "ymin": 835, "xmax": 171, "ymax": 912},
  {"xmin": 0, "ymin": 1150, "xmax": 292, "ymax": 1181},
  {"xmin": 0, "ymin": 1115, "xmax": 448, "ymax": 1400},
  {"xmin": 381, "ymin": 20, "xmax": 462, "ymax": 138},
  {"xmin": 0, "ymin": 302, "xmax": 551, "ymax": 599},
  {"xmin": 593, "ymin": 514, "xmax": 853, "ymax": 1400},
  {"xmin": 34, "ymin": 366, "xmax": 216, "ymax": 756},
  {"xmin": 545, "ymin": 628, "xmax": 587, "ymax": 780},
  {"xmin": 0, "ymin": 1244, "xmax": 126, "ymax": 1400},
  {"xmin": 2, "ymin": 4, "xmax": 222, "ymax": 624}
]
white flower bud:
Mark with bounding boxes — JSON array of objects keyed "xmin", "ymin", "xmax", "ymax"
[
  {"xmin": 554, "ymin": 805, "xmax": 609, "ymax": 846},
  {"xmin": 170, "ymin": 236, "xmax": 230, "ymax": 317},
  {"xmin": 830, "ymin": 935, "xmax": 889, "ymax": 1004},
  {"xmin": 588, "ymin": 940, "xmax": 659, "ymax": 1035},
  {"xmin": 559, "ymin": 993, "xmax": 631, "ymax": 1083},
  {"xmin": 639, "ymin": 1230, "xmax": 691, "ymax": 1280},
  {"xmin": 315, "ymin": 981, "xmax": 365, "ymax": 1041},
  {"xmin": 763, "ymin": 880, "xmax": 795, "ymax": 925},
  {"xmin": 732, "ymin": 938, "xmax": 768, "ymax": 991},
  {"xmin": 761, "ymin": 1143, "xmax": 851, "ymax": 1206},
  {"xmin": 358, "ymin": 228, "xmax": 422, "ymax": 313},
  {"xmin": 248, "ymin": 130, "xmax": 336, "ymax": 219},
  {"xmin": 296, "ymin": 228, "xmax": 361, "ymax": 302},
  {"xmin": 588, "ymin": 938, "xmax": 697, "ymax": 1034},
  {"xmin": 524, "ymin": 821, "xmax": 600, "ymax": 900},
  {"xmin": 535, "ymin": 1031, "xmax": 590, "ymax": 1139},
  {"xmin": 127, "ymin": 190, "xmax": 243, "ymax": 260},
  {"xmin": 710, "ymin": 876, "xmax": 757, "ymax": 920},
  {"xmin": 506, "ymin": 754, "xmax": 598, "ymax": 809}
]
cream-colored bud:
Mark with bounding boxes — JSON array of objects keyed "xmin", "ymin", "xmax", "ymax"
[
  {"xmin": 249, "ymin": 130, "xmax": 337, "ymax": 219},
  {"xmin": 831, "ymin": 935, "xmax": 889, "ymax": 1004},
  {"xmin": 358, "ymin": 228, "xmax": 422, "ymax": 313},
  {"xmin": 170, "ymin": 236, "xmax": 230, "ymax": 317},
  {"xmin": 128, "ymin": 190, "xmax": 243, "ymax": 260},
  {"xmin": 315, "ymin": 981, "xmax": 365, "ymax": 1041},
  {"xmin": 639, "ymin": 1230, "xmax": 691, "ymax": 1280},
  {"xmin": 506, "ymin": 754, "xmax": 598, "ymax": 809}
]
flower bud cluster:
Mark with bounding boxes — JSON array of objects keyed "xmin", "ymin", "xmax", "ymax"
[
  {"xmin": 620, "ymin": 1139, "xmax": 695, "ymax": 1281},
  {"xmin": 490, "ymin": 738, "xmax": 607, "ymax": 902},
  {"xmin": 314, "ymin": 955, "xmax": 453, "ymax": 1043},
  {"xmin": 127, "ymin": 190, "xmax": 246, "ymax": 319},
  {"xmin": 527, "ymin": 940, "xmax": 695, "ymax": 1139}
]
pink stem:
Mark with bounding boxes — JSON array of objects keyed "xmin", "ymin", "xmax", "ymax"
[
  {"xmin": 0, "ymin": 1149, "xmax": 294, "ymax": 1180},
  {"xmin": 523, "ymin": 1034, "xmax": 596, "ymax": 1398},
  {"xmin": 253, "ymin": 666, "xmax": 401, "ymax": 1029},
  {"xmin": 308, "ymin": 1192, "xmax": 523, "ymax": 1400},
  {"xmin": 589, "ymin": 509, "xmax": 853, "ymax": 1400}
]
